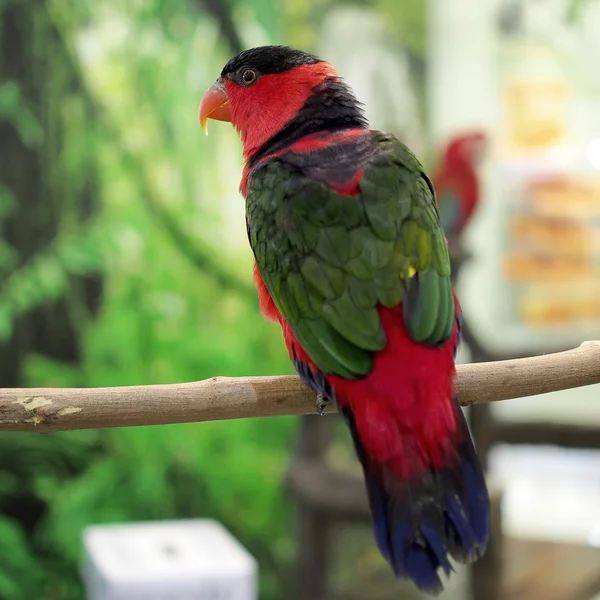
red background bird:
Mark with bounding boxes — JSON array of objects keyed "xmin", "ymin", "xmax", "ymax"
[{"xmin": 433, "ymin": 131, "xmax": 487, "ymax": 242}]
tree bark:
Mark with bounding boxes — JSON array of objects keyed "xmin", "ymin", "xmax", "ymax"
[{"xmin": 0, "ymin": 341, "xmax": 598, "ymax": 433}]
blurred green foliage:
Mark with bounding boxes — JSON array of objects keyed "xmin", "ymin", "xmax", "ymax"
[
  {"xmin": 0, "ymin": 0, "xmax": 301, "ymax": 598},
  {"xmin": 283, "ymin": 0, "xmax": 426, "ymax": 57}
]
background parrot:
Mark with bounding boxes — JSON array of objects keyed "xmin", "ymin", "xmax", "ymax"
[
  {"xmin": 199, "ymin": 45, "xmax": 489, "ymax": 594},
  {"xmin": 432, "ymin": 131, "xmax": 487, "ymax": 242}
]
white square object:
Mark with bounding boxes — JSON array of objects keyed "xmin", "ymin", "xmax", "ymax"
[{"xmin": 81, "ymin": 519, "xmax": 257, "ymax": 600}]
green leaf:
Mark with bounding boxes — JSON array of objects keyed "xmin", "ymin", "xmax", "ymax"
[
  {"xmin": 0, "ymin": 305, "xmax": 13, "ymax": 341},
  {"xmin": 0, "ymin": 81, "xmax": 43, "ymax": 146},
  {"xmin": 0, "ymin": 185, "xmax": 16, "ymax": 218}
]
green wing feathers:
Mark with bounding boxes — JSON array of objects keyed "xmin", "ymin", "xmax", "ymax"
[{"xmin": 246, "ymin": 131, "xmax": 455, "ymax": 379}]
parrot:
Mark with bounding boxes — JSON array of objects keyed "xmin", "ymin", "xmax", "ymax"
[
  {"xmin": 432, "ymin": 131, "xmax": 487, "ymax": 241},
  {"xmin": 199, "ymin": 45, "xmax": 489, "ymax": 594}
]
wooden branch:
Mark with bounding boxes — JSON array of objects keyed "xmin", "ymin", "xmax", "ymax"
[{"xmin": 0, "ymin": 341, "xmax": 599, "ymax": 433}]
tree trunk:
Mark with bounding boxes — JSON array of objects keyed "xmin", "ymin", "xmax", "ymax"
[{"xmin": 0, "ymin": 0, "xmax": 103, "ymax": 387}]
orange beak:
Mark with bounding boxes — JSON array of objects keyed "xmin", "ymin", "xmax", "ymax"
[{"xmin": 199, "ymin": 78, "xmax": 231, "ymax": 135}]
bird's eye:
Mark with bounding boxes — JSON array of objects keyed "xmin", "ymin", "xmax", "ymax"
[{"xmin": 240, "ymin": 69, "xmax": 257, "ymax": 85}]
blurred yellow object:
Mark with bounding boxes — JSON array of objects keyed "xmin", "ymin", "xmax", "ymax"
[
  {"xmin": 518, "ymin": 291, "xmax": 600, "ymax": 326},
  {"xmin": 527, "ymin": 175, "xmax": 600, "ymax": 219},
  {"xmin": 504, "ymin": 77, "xmax": 571, "ymax": 151},
  {"xmin": 502, "ymin": 253, "xmax": 596, "ymax": 283},
  {"xmin": 508, "ymin": 215, "xmax": 600, "ymax": 259}
]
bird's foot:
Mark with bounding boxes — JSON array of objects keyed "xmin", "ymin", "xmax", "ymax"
[{"xmin": 316, "ymin": 392, "xmax": 329, "ymax": 417}]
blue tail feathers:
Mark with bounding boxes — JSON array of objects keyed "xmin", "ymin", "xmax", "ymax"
[{"xmin": 341, "ymin": 402, "xmax": 490, "ymax": 595}]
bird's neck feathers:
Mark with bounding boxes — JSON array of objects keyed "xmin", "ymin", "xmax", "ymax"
[{"xmin": 228, "ymin": 63, "xmax": 368, "ymax": 167}]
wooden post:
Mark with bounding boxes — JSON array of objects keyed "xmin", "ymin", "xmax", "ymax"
[
  {"xmin": 470, "ymin": 483, "xmax": 504, "ymax": 600},
  {"xmin": 292, "ymin": 416, "xmax": 335, "ymax": 600}
]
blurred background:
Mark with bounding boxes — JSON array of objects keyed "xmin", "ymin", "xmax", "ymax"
[{"xmin": 1, "ymin": 0, "xmax": 600, "ymax": 599}]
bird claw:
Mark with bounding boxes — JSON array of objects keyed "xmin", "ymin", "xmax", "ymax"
[{"xmin": 316, "ymin": 392, "xmax": 329, "ymax": 416}]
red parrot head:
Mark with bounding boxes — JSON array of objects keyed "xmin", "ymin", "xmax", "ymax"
[
  {"xmin": 199, "ymin": 46, "xmax": 365, "ymax": 161},
  {"xmin": 444, "ymin": 130, "xmax": 487, "ymax": 167}
]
